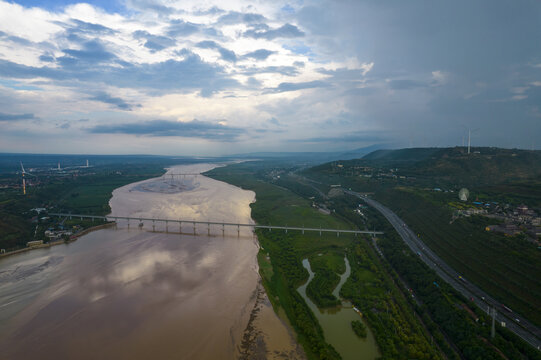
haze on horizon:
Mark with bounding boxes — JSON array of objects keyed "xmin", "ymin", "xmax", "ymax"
[{"xmin": 0, "ymin": 0, "xmax": 540, "ymax": 156}]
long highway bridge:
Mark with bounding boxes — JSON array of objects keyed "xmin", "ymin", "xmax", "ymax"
[
  {"xmin": 344, "ymin": 190, "xmax": 541, "ymax": 351},
  {"xmin": 48, "ymin": 212, "xmax": 384, "ymax": 237}
]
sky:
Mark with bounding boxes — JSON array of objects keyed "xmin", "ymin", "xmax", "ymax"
[{"xmin": 0, "ymin": 0, "xmax": 540, "ymax": 155}]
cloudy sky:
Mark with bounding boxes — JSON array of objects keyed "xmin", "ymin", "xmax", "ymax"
[{"xmin": 0, "ymin": 0, "xmax": 540, "ymax": 155}]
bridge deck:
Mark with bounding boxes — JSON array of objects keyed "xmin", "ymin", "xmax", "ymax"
[{"xmin": 49, "ymin": 213, "xmax": 383, "ymax": 236}]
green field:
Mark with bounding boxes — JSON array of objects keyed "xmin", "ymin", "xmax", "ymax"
[{"xmin": 206, "ymin": 162, "xmax": 442, "ymax": 360}]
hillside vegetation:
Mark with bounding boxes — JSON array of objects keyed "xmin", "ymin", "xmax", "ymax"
[{"xmin": 304, "ymin": 147, "xmax": 541, "ymax": 328}]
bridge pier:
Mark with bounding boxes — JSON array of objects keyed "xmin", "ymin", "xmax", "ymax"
[
  {"xmin": 237, "ymin": 224, "xmax": 240, "ymax": 237},
  {"xmin": 222, "ymin": 223, "xmax": 225, "ymax": 236},
  {"xmin": 207, "ymin": 222, "xmax": 210, "ymax": 236},
  {"xmin": 179, "ymin": 220, "xmax": 182, "ymax": 233},
  {"xmin": 166, "ymin": 220, "xmax": 168, "ymax": 233},
  {"xmin": 193, "ymin": 222, "xmax": 196, "ymax": 235},
  {"xmin": 152, "ymin": 220, "xmax": 155, "ymax": 232}
]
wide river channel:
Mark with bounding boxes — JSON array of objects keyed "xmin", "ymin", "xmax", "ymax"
[{"xmin": 0, "ymin": 164, "xmax": 301, "ymax": 359}]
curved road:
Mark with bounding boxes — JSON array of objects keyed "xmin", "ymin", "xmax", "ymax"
[{"xmin": 346, "ymin": 191, "xmax": 541, "ymax": 351}]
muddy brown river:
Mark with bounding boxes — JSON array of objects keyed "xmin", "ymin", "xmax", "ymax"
[{"xmin": 0, "ymin": 164, "xmax": 303, "ymax": 360}]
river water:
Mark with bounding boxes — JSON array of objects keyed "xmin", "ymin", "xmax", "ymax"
[
  {"xmin": 0, "ymin": 164, "xmax": 302, "ymax": 360},
  {"xmin": 297, "ymin": 257, "xmax": 380, "ymax": 360}
]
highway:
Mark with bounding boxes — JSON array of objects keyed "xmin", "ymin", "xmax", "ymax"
[{"xmin": 345, "ymin": 190, "xmax": 541, "ymax": 351}]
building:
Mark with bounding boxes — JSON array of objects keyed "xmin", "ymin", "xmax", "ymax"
[{"xmin": 26, "ymin": 240, "xmax": 43, "ymax": 247}]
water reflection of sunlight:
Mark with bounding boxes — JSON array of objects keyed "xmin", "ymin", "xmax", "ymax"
[{"xmin": 112, "ymin": 251, "xmax": 173, "ymax": 284}]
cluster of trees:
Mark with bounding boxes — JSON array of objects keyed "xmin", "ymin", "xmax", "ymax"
[
  {"xmin": 341, "ymin": 243, "xmax": 442, "ymax": 360},
  {"xmin": 306, "ymin": 251, "xmax": 344, "ymax": 308},
  {"xmin": 366, "ymin": 206, "xmax": 541, "ymax": 360},
  {"xmin": 376, "ymin": 188, "xmax": 541, "ymax": 326},
  {"xmin": 351, "ymin": 320, "xmax": 367, "ymax": 338}
]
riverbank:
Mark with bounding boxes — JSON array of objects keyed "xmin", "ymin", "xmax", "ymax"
[
  {"xmin": 238, "ymin": 280, "xmax": 306, "ymax": 359},
  {"xmin": 0, "ymin": 222, "xmax": 115, "ymax": 259}
]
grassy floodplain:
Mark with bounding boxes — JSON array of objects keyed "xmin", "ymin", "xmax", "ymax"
[
  {"xmin": 206, "ymin": 161, "xmax": 443, "ymax": 360},
  {"xmin": 0, "ymin": 159, "xmax": 177, "ymax": 251}
]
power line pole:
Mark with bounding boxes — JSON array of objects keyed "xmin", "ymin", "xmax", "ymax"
[{"xmin": 491, "ymin": 307, "xmax": 496, "ymax": 339}]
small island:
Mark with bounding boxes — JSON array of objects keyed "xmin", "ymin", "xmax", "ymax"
[{"xmin": 352, "ymin": 320, "xmax": 368, "ymax": 338}]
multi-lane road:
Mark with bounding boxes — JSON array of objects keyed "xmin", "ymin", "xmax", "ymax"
[{"xmin": 345, "ymin": 190, "xmax": 541, "ymax": 351}]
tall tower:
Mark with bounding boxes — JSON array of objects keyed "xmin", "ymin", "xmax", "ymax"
[
  {"xmin": 58, "ymin": 162, "xmax": 61, "ymax": 170},
  {"xmin": 86, "ymin": 159, "xmax": 89, "ymax": 167},
  {"xmin": 20, "ymin": 162, "xmax": 26, "ymax": 195}
]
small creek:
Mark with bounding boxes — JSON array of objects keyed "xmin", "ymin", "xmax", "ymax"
[{"xmin": 297, "ymin": 257, "xmax": 380, "ymax": 360}]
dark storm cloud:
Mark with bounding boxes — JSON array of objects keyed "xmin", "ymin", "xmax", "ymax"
[
  {"xmin": 290, "ymin": 131, "xmax": 389, "ymax": 143},
  {"xmin": 133, "ymin": 30, "xmax": 176, "ymax": 52},
  {"xmin": 89, "ymin": 92, "xmax": 138, "ymax": 110},
  {"xmin": 243, "ymin": 23, "xmax": 304, "ymax": 40},
  {"xmin": 344, "ymin": 87, "xmax": 376, "ymax": 96},
  {"xmin": 195, "ymin": 41, "xmax": 237, "ymax": 62},
  {"xmin": 388, "ymin": 80, "xmax": 427, "ymax": 90},
  {"xmin": 0, "ymin": 113, "xmax": 35, "ymax": 121},
  {"xmin": 267, "ymin": 80, "xmax": 330, "ymax": 93},
  {"xmin": 88, "ymin": 119, "xmax": 244, "ymax": 140},
  {"xmin": 294, "ymin": 0, "xmax": 541, "ymax": 148},
  {"xmin": 244, "ymin": 49, "xmax": 275, "ymax": 60}
]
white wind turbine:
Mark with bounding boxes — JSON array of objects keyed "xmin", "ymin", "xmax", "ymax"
[{"xmin": 20, "ymin": 162, "xmax": 36, "ymax": 195}]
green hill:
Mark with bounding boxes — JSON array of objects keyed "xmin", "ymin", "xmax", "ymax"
[{"xmin": 310, "ymin": 147, "xmax": 541, "ymax": 188}]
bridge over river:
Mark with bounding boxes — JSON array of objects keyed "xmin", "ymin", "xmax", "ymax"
[{"xmin": 49, "ymin": 213, "xmax": 383, "ymax": 237}]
